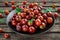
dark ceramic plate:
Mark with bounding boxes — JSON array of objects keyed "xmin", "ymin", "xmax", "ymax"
[{"xmin": 6, "ymin": 10, "xmax": 55, "ymax": 37}]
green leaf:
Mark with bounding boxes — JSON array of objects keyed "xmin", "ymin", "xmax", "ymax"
[
  {"xmin": 47, "ymin": 7, "xmax": 55, "ymax": 12},
  {"xmin": 0, "ymin": 9, "xmax": 4, "ymax": 13},
  {"xmin": 42, "ymin": 9, "xmax": 48, "ymax": 13},
  {"xmin": 0, "ymin": 18, "xmax": 6, "ymax": 23},
  {"xmin": 16, "ymin": 7, "xmax": 22, "ymax": 13}
]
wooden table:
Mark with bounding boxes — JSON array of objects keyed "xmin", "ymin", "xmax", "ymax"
[{"xmin": 0, "ymin": 0, "xmax": 60, "ymax": 40}]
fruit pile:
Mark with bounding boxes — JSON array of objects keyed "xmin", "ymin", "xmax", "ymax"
[{"xmin": 8, "ymin": 1, "xmax": 57, "ymax": 34}]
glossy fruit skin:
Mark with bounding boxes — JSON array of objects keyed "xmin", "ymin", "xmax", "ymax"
[
  {"xmin": 38, "ymin": 16, "xmax": 43, "ymax": 21},
  {"xmin": 30, "ymin": 8, "xmax": 33, "ymax": 12},
  {"xmin": 4, "ymin": 33, "xmax": 10, "ymax": 39},
  {"xmin": 22, "ymin": 25, "xmax": 29, "ymax": 32},
  {"xmin": 26, "ymin": 15, "xmax": 31, "ymax": 20},
  {"xmin": 4, "ymin": 2, "xmax": 8, "ymax": 6},
  {"xmin": 35, "ymin": 19, "xmax": 41, "ymax": 26},
  {"xmin": 47, "ymin": 17, "xmax": 53, "ymax": 24},
  {"xmin": 29, "ymin": 3, "xmax": 34, "ymax": 8},
  {"xmin": 57, "ymin": 8, "xmax": 60, "ymax": 12},
  {"xmin": 47, "ymin": 12, "xmax": 53, "ymax": 17},
  {"xmin": 0, "ymin": 13, "xmax": 3, "ymax": 18},
  {"xmin": 40, "ymin": 22, "xmax": 46, "ymax": 29},
  {"xmin": 20, "ymin": 13, "xmax": 26, "ymax": 18},
  {"xmin": 43, "ymin": 14, "xmax": 47, "ymax": 19},
  {"xmin": 29, "ymin": 12, "xmax": 34, "ymax": 17},
  {"xmin": 11, "ymin": 20, "xmax": 16, "ymax": 26},
  {"xmin": 12, "ymin": 5, "xmax": 16, "ymax": 10},
  {"xmin": 29, "ymin": 26, "xmax": 36, "ymax": 34},
  {"xmin": 54, "ymin": 12, "xmax": 59, "ymax": 19},
  {"xmin": 43, "ymin": 0, "xmax": 46, "ymax": 4},
  {"xmin": 21, "ymin": 19, "xmax": 27, "ymax": 25},
  {"xmin": 34, "ymin": 10, "xmax": 39, "ymax": 14},
  {"xmin": 22, "ymin": 1, "xmax": 27, "ymax": 5},
  {"xmin": 4, "ymin": 10, "xmax": 9, "ymax": 15},
  {"xmin": 11, "ymin": 1, "xmax": 15, "ymax": 5},
  {"xmin": 0, "ymin": 28, "xmax": 3, "ymax": 33},
  {"xmin": 43, "ymin": 19, "xmax": 47, "ymax": 24},
  {"xmin": 16, "ymin": 23, "xmax": 21, "ymax": 31},
  {"xmin": 34, "ymin": 2, "xmax": 38, "ymax": 6}
]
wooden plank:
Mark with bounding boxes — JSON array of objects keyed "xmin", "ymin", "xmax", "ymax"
[
  {"xmin": 0, "ymin": 3, "xmax": 60, "ymax": 7},
  {"xmin": 0, "ymin": 0, "xmax": 60, "ymax": 3},
  {"xmin": 0, "ymin": 33, "xmax": 60, "ymax": 40}
]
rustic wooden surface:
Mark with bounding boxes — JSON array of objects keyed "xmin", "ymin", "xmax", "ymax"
[{"xmin": 0, "ymin": 0, "xmax": 60, "ymax": 40}]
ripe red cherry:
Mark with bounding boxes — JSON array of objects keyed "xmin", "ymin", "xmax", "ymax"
[
  {"xmin": 0, "ymin": 13, "xmax": 3, "ymax": 18},
  {"xmin": 20, "ymin": 13, "xmax": 26, "ymax": 18},
  {"xmin": 47, "ymin": 12, "xmax": 53, "ymax": 17},
  {"xmin": 54, "ymin": 12, "xmax": 59, "ymax": 19},
  {"xmin": 22, "ymin": 1, "xmax": 27, "ymax": 5},
  {"xmin": 12, "ymin": 5, "xmax": 16, "ymax": 10},
  {"xmin": 4, "ymin": 9, "xmax": 9, "ymax": 15},
  {"xmin": 22, "ymin": 25, "xmax": 29, "ymax": 32},
  {"xmin": 4, "ymin": 2, "xmax": 8, "ymax": 6},
  {"xmin": 30, "ymin": 8, "xmax": 33, "ymax": 12},
  {"xmin": 40, "ymin": 22, "xmax": 46, "ymax": 29},
  {"xmin": 11, "ymin": 0, "xmax": 15, "ymax": 5},
  {"xmin": 11, "ymin": 20, "xmax": 16, "ymax": 26},
  {"xmin": 29, "ymin": 12, "xmax": 34, "ymax": 17},
  {"xmin": 39, "ymin": 6, "xmax": 43, "ymax": 10},
  {"xmin": 15, "ymin": 15, "xmax": 21, "ymax": 22},
  {"xmin": 38, "ymin": 16, "xmax": 43, "ymax": 21},
  {"xmin": 57, "ymin": 8, "xmax": 60, "ymax": 12},
  {"xmin": 47, "ymin": 17, "xmax": 53, "ymax": 24},
  {"xmin": 34, "ymin": 9, "xmax": 39, "ymax": 14},
  {"xmin": 43, "ymin": 0, "xmax": 46, "ymax": 4},
  {"xmin": 0, "ymin": 28, "xmax": 3, "ymax": 33},
  {"xmin": 35, "ymin": 19, "xmax": 41, "ymax": 26},
  {"xmin": 29, "ymin": 26, "xmax": 36, "ymax": 34},
  {"xmin": 16, "ymin": 23, "xmax": 21, "ymax": 31},
  {"xmin": 29, "ymin": 3, "xmax": 34, "ymax": 8},
  {"xmin": 4, "ymin": 33, "xmax": 10, "ymax": 39},
  {"xmin": 21, "ymin": 19, "xmax": 27, "ymax": 25},
  {"xmin": 43, "ymin": 14, "xmax": 47, "ymax": 19},
  {"xmin": 26, "ymin": 15, "xmax": 31, "ymax": 20},
  {"xmin": 43, "ymin": 19, "xmax": 47, "ymax": 24}
]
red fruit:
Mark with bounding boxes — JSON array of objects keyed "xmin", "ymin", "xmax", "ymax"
[
  {"xmin": 29, "ymin": 12, "xmax": 34, "ymax": 17},
  {"xmin": 11, "ymin": 20, "xmax": 16, "ymax": 26},
  {"xmin": 0, "ymin": 13, "xmax": 3, "ymax": 18},
  {"xmin": 4, "ymin": 33, "xmax": 10, "ymax": 39},
  {"xmin": 54, "ymin": 12, "xmax": 59, "ymax": 19},
  {"xmin": 34, "ymin": 10, "xmax": 39, "ymax": 14},
  {"xmin": 20, "ymin": 13, "xmax": 26, "ymax": 18},
  {"xmin": 0, "ymin": 28, "xmax": 3, "ymax": 33},
  {"xmin": 57, "ymin": 8, "xmax": 60, "ymax": 12},
  {"xmin": 29, "ymin": 26, "xmax": 36, "ymax": 34},
  {"xmin": 11, "ymin": 1, "xmax": 15, "ymax": 5},
  {"xmin": 16, "ymin": 23, "xmax": 21, "ymax": 31},
  {"xmin": 40, "ymin": 22, "xmax": 46, "ymax": 29},
  {"xmin": 4, "ymin": 10, "xmax": 9, "ymax": 15},
  {"xmin": 35, "ymin": 19, "xmax": 41, "ymax": 26},
  {"xmin": 43, "ymin": 19, "xmax": 47, "ymax": 24},
  {"xmin": 39, "ymin": 6, "xmax": 43, "ymax": 10},
  {"xmin": 47, "ymin": 17, "xmax": 53, "ymax": 24},
  {"xmin": 21, "ymin": 19, "xmax": 27, "ymax": 25},
  {"xmin": 12, "ymin": 5, "xmax": 16, "ymax": 10},
  {"xmin": 22, "ymin": 1, "xmax": 27, "ymax": 5},
  {"xmin": 43, "ymin": 14, "xmax": 47, "ymax": 19},
  {"xmin": 47, "ymin": 12, "xmax": 53, "ymax": 17},
  {"xmin": 38, "ymin": 16, "xmax": 43, "ymax": 21},
  {"xmin": 34, "ymin": 2, "xmax": 38, "ymax": 6},
  {"xmin": 30, "ymin": 8, "xmax": 33, "ymax": 12},
  {"xmin": 26, "ymin": 15, "xmax": 31, "ymax": 20},
  {"xmin": 43, "ymin": 0, "xmax": 46, "ymax": 4},
  {"xmin": 22, "ymin": 25, "xmax": 29, "ymax": 32},
  {"xmin": 29, "ymin": 3, "xmax": 34, "ymax": 8},
  {"xmin": 15, "ymin": 15, "xmax": 21, "ymax": 22},
  {"xmin": 4, "ymin": 2, "xmax": 8, "ymax": 6}
]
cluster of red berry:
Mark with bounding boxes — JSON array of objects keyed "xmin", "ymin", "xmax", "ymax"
[{"xmin": 9, "ymin": 1, "xmax": 59, "ymax": 34}]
